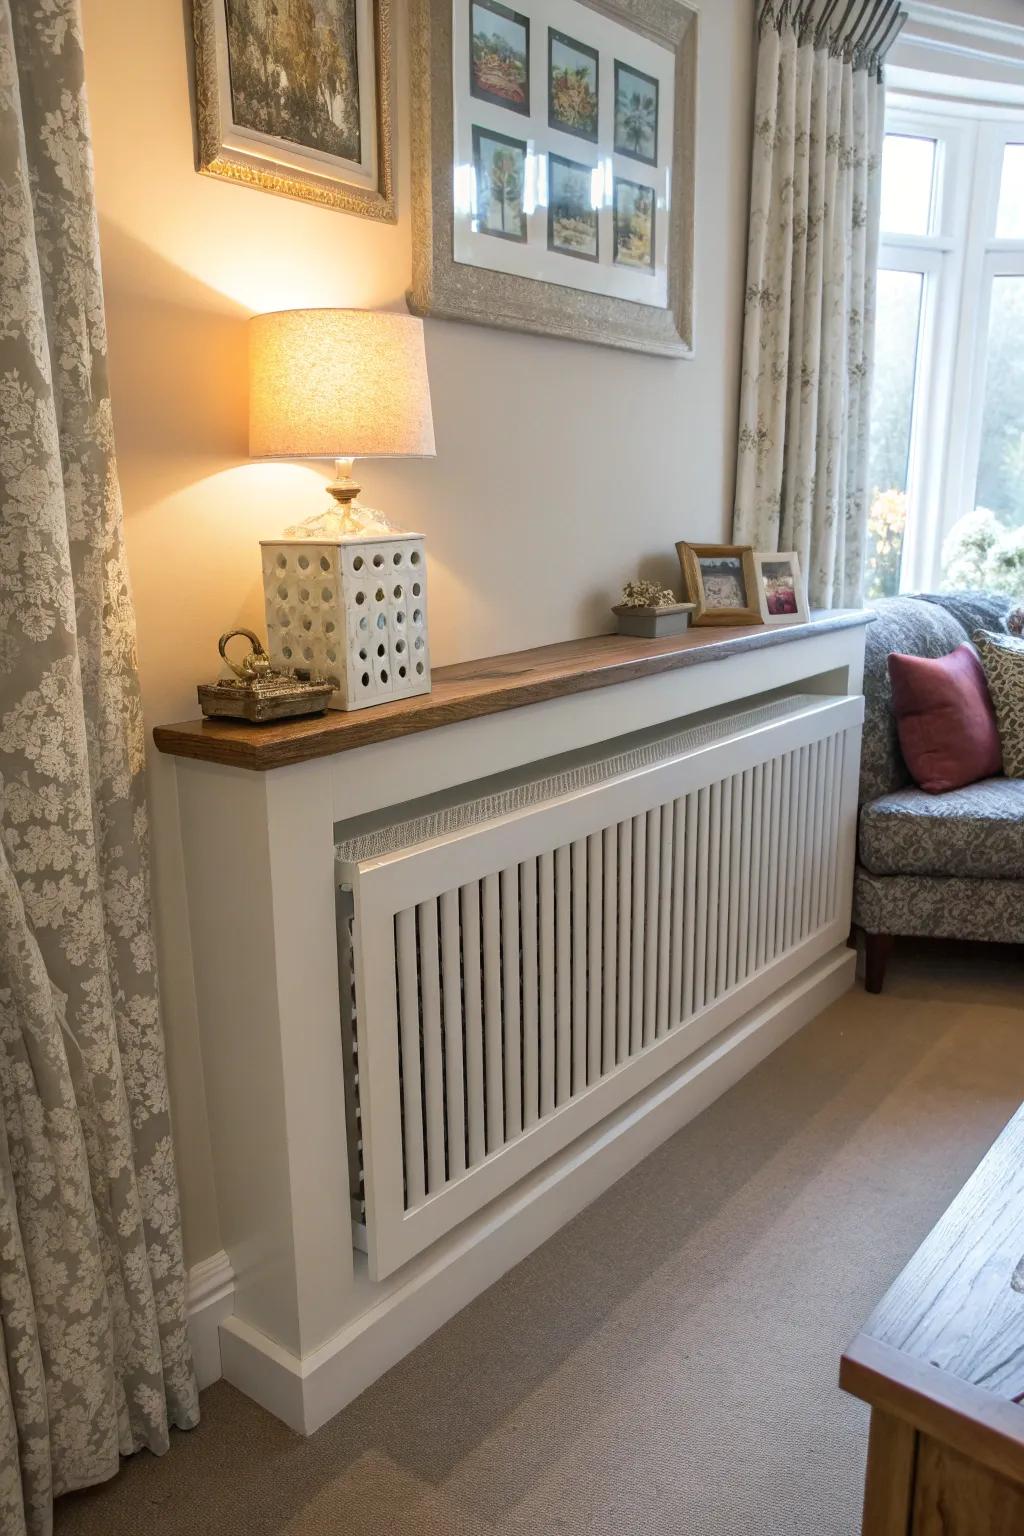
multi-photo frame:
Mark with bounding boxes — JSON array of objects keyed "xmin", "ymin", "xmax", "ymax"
[{"xmin": 409, "ymin": 0, "xmax": 696, "ymax": 356}]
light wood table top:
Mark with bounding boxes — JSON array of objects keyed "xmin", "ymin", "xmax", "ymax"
[{"xmin": 841, "ymin": 1102, "xmax": 1024, "ymax": 1490}]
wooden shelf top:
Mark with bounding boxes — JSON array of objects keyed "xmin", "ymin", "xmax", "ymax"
[{"xmin": 153, "ymin": 609, "xmax": 871, "ymax": 771}]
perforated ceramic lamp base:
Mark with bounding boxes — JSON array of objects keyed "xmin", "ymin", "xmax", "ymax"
[{"xmin": 261, "ymin": 533, "xmax": 430, "ymax": 711}]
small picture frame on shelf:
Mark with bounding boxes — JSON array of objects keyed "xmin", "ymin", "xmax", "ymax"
[
  {"xmin": 753, "ymin": 551, "xmax": 809, "ymax": 626},
  {"xmin": 676, "ymin": 542, "xmax": 761, "ymax": 627}
]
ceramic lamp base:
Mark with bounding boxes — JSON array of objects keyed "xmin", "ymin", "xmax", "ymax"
[{"xmin": 260, "ymin": 532, "xmax": 430, "ymax": 711}]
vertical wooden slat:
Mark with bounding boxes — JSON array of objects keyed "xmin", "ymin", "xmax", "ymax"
[
  {"xmin": 571, "ymin": 839, "xmax": 587, "ymax": 1095},
  {"xmin": 587, "ymin": 831, "xmax": 603, "ymax": 1085},
  {"xmin": 735, "ymin": 768, "xmax": 752, "ymax": 991},
  {"xmin": 786, "ymin": 752, "xmax": 798, "ymax": 952},
  {"xmin": 417, "ymin": 901, "xmax": 446, "ymax": 1192},
  {"xmin": 602, "ymin": 824, "xmax": 618, "ymax": 1074},
  {"xmin": 642, "ymin": 806, "xmax": 661, "ymax": 1047},
  {"xmin": 668, "ymin": 796, "xmax": 686, "ymax": 1029},
  {"xmin": 630, "ymin": 812, "xmax": 646, "ymax": 1055},
  {"xmin": 821, "ymin": 734, "xmax": 838, "ymax": 929},
  {"xmin": 724, "ymin": 774, "xmax": 739, "ymax": 989},
  {"xmin": 439, "ymin": 888, "xmax": 466, "ymax": 1180},
  {"xmin": 706, "ymin": 780, "xmax": 722, "ymax": 1008},
  {"xmin": 616, "ymin": 819, "xmax": 632, "ymax": 1063},
  {"xmin": 555, "ymin": 844, "xmax": 572, "ymax": 1103},
  {"xmin": 826, "ymin": 732, "xmax": 846, "ymax": 922},
  {"xmin": 682, "ymin": 792, "xmax": 698, "ymax": 1020},
  {"xmin": 802, "ymin": 741, "xmax": 818, "ymax": 936},
  {"xmin": 798, "ymin": 743, "xmax": 812, "ymax": 936},
  {"xmin": 715, "ymin": 777, "xmax": 733, "ymax": 999},
  {"xmin": 500, "ymin": 866, "xmax": 522, "ymax": 1139},
  {"xmin": 396, "ymin": 908, "xmax": 425, "ymax": 1207},
  {"xmin": 482, "ymin": 872, "xmax": 503, "ymax": 1153},
  {"xmin": 692, "ymin": 787, "xmax": 709, "ymax": 1013},
  {"xmin": 756, "ymin": 757, "xmax": 774, "ymax": 971},
  {"xmin": 460, "ymin": 882, "xmax": 485, "ymax": 1167},
  {"xmin": 776, "ymin": 752, "xmax": 793, "ymax": 957},
  {"xmin": 520, "ymin": 857, "xmax": 540, "ymax": 1129},
  {"xmin": 808, "ymin": 738, "xmax": 826, "ymax": 933},
  {"xmin": 745, "ymin": 765, "xmax": 762, "ymax": 980},
  {"xmin": 656, "ymin": 801, "xmax": 673, "ymax": 1039},
  {"xmin": 797, "ymin": 745, "xmax": 812, "ymax": 944},
  {"xmin": 539, "ymin": 849, "xmax": 556, "ymax": 1116}
]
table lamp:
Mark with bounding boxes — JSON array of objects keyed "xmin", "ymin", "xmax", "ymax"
[{"xmin": 250, "ymin": 308, "xmax": 436, "ymax": 711}]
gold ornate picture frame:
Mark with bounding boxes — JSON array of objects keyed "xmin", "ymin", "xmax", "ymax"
[
  {"xmin": 409, "ymin": 0, "xmax": 696, "ymax": 355},
  {"xmin": 676, "ymin": 543, "xmax": 762, "ymax": 628},
  {"xmin": 191, "ymin": 0, "xmax": 395, "ymax": 221}
]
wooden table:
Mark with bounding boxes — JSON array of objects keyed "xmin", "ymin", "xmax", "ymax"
[{"xmin": 841, "ymin": 1104, "xmax": 1024, "ymax": 1534}]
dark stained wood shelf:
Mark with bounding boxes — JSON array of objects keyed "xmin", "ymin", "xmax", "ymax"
[
  {"xmin": 841, "ymin": 1103, "xmax": 1024, "ymax": 1532},
  {"xmin": 153, "ymin": 609, "xmax": 871, "ymax": 771}
]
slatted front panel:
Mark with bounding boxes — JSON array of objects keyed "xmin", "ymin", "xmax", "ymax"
[{"xmin": 342, "ymin": 698, "xmax": 861, "ymax": 1278}]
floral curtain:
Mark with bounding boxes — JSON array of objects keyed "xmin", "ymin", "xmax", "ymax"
[
  {"xmin": 0, "ymin": 3, "xmax": 198, "ymax": 1532},
  {"xmin": 733, "ymin": 0, "xmax": 907, "ymax": 609}
]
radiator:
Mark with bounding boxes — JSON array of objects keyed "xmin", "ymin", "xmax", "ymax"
[{"xmin": 336, "ymin": 693, "xmax": 862, "ymax": 1280}]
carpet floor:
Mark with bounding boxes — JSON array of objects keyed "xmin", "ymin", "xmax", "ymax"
[{"xmin": 56, "ymin": 941, "xmax": 1024, "ymax": 1536}]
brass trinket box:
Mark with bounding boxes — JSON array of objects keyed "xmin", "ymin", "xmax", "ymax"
[{"xmin": 198, "ymin": 629, "xmax": 333, "ymax": 723}]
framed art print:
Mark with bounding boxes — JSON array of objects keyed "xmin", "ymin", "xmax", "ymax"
[
  {"xmin": 471, "ymin": 0, "xmax": 531, "ymax": 115},
  {"xmin": 409, "ymin": 0, "xmax": 696, "ymax": 356},
  {"xmin": 676, "ymin": 543, "xmax": 762, "ymax": 628},
  {"xmin": 191, "ymin": 0, "xmax": 395, "ymax": 219},
  {"xmin": 753, "ymin": 552, "xmax": 810, "ymax": 626}
]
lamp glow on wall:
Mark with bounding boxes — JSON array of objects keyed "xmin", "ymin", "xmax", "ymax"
[{"xmin": 250, "ymin": 308, "xmax": 436, "ymax": 711}]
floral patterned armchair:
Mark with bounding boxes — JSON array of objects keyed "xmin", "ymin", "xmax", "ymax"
[{"xmin": 853, "ymin": 592, "xmax": 1022, "ymax": 991}]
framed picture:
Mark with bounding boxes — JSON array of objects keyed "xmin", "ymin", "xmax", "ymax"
[
  {"xmin": 676, "ymin": 543, "xmax": 761, "ymax": 628},
  {"xmin": 613, "ymin": 177, "xmax": 655, "ymax": 272},
  {"xmin": 548, "ymin": 29, "xmax": 599, "ymax": 142},
  {"xmin": 473, "ymin": 125, "xmax": 529, "ymax": 241},
  {"xmin": 470, "ymin": 0, "xmax": 531, "ymax": 116},
  {"xmin": 614, "ymin": 60, "xmax": 658, "ymax": 166},
  {"xmin": 409, "ymin": 0, "xmax": 697, "ymax": 356},
  {"xmin": 753, "ymin": 552, "xmax": 810, "ymax": 626},
  {"xmin": 191, "ymin": 0, "xmax": 395, "ymax": 220},
  {"xmin": 548, "ymin": 153, "xmax": 599, "ymax": 261}
]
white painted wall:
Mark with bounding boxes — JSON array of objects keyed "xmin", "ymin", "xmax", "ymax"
[{"xmin": 80, "ymin": 0, "xmax": 757, "ymax": 1269}]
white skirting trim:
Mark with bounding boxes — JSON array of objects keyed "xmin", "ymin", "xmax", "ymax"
[
  {"xmin": 186, "ymin": 1249, "xmax": 236, "ymax": 1390},
  {"xmin": 219, "ymin": 947, "xmax": 854, "ymax": 1434}
]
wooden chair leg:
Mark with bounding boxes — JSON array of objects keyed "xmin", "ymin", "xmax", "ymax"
[{"xmin": 864, "ymin": 932, "xmax": 893, "ymax": 995}]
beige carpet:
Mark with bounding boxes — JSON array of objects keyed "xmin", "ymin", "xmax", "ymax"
[{"xmin": 56, "ymin": 941, "xmax": 1024, "ymax": 1536}]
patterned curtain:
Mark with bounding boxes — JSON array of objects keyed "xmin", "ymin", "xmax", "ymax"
[
  {"xmin": 0, "ymin": 3, "xmax": 198, "ymax": 1532},
  {"xmin": 733, "ymin": 0, "xmax": 907, "ymax": 609}
]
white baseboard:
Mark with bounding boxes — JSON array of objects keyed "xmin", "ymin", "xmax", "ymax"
[
  {"xmin": 220, "ymin": 947, "xmax": 853, "ymax": 1433},
  {"xmin": 187, "ymin": 1249, "xmax": 235, "ymax": 1390}
]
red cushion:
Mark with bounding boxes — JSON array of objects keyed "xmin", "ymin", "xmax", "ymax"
[{"xmin": 888, "ymin": 644, "xmax": 1002, "ymax": 794}]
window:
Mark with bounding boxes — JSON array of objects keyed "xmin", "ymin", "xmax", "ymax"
[{"xmin": 866, "ymin": 108, "xmax": 1024, "ymax": 600}]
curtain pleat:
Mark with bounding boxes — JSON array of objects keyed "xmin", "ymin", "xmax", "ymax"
[
  {"xmin": 733, "ymin": 0, "xmax": 905, "ymax": 608},
  {"xmin": 0, "ymin": 3, "xmax": 198, "ymax": 1532}
]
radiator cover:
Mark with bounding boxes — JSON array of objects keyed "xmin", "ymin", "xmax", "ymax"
[{"xmin": 337, "ymin": 693, "xmax": 862, "ymax": 1279}]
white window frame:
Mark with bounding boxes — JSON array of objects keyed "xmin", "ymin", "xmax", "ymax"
[{"xmin": 874, "ymin": 100, "xmax": 1024, "ymax": 593}]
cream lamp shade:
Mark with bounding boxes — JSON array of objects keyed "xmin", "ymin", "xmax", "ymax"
[
  {"xmin": 249, "ymin": 308, "xmax": 435, "ymax": 461},
  {"xmin": 252, "ymin": 307, "xmax": 435, "ymax": 714}
]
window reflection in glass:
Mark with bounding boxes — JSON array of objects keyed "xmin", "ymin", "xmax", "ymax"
[
  {"xmin": 996, "ymin": 144, "xmax": 1024, "ymax": 240},
  {"xmin": 880, "ymin": 135, "xmax": 936, "ymax": 237},
  {"xmin": 975, "ymin": 276, "xmax": 1024, "ymax": 526},
  {"xmin": 866, "ymin": 269, "xmax": 924, "ymax": 597}
]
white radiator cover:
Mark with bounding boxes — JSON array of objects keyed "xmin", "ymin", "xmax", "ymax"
[{"xmin": 337, "ymin": 693, "xmax": 862, "ymax": 1280}]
